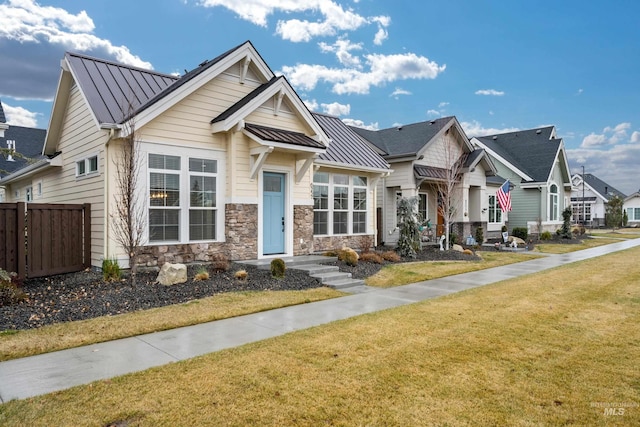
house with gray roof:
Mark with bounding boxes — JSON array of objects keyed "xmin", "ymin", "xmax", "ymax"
[
  {"xmin": 471, "ymin": 126, "xmax": 572, "ymax": 235},
  {"xmin": 571, "ymin": 173, "xmax": 626, "ymax": 227},
  {"xmin": 0, "ymin": 100, "xmax": 47, "ymax": 202},
  {"xmin": 0, "ymin": 41, "xmax": 389, "ymax": 267},
  {"xmin": 352, "ymin": 116, "xmax": 497, "ymax": 245},
  {"xmin": 624, "ymin": 191, "xmax": 640, "ymax": 227}
]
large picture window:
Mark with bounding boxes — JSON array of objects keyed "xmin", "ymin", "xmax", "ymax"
[
  {"xmin": 313, "ymin": 172, "xmax": 368, "ymax": 236},
  {"xmin": 148, "ymin": 151, "xmax": 221, "ymax": 243},
  {"xmin": 549, "ymin": 184, "xmax": 559, "ymax": 221}
]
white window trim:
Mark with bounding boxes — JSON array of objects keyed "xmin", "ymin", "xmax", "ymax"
[
  {"xmin": 549, "ymin": 183, "xmax": 559, "ymax": 222},
  {"xmin": 488, "ymin": 194, "xmax": 503, "ymax": 224},
  {"xmin": 35, "ymin": 180, "xmax": 43, "ymax": 198},
  {"xmin": 141, "ymin": 143, "xmax": 225, "ymax": 246},
  {"xmin": 313, "ymin": 172, "xmax": 370, "ymax": 236},
  {"xmin": 75, "ymin": 152, "xmax": 100, "ymax": 179}
]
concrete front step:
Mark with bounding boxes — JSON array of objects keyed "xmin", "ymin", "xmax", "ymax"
[
  {"xmin": 238, "ymin": 255, "xmax": 337, "ymax": 269},
  {"xmin": 323, "ymin": 278, "xmax": 366, "ymax": 289}
]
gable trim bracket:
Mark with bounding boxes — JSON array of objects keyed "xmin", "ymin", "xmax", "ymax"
[
  {"xmin": 250, "ymin": 146, "xmax": 274, "ymax": 180},
  {"xmin": 295, "ymin": 153, "xmax": 317, "ymax": 183}
]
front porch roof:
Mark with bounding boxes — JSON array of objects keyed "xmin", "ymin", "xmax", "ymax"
[
  {"xmin": 243, "ymin": 123, "xmax": 325, "ymax": 150},
  {"xmin": 413, "ymin": 164, "xmax": 450, "ymax": 182}
]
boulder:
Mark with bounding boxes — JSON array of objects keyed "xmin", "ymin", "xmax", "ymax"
[
  {"xmin": 157, "ymin": 262, "xmax": 188, "ymax": 286},
  {"xmin": 452, "ymin": 244, "xmax": 464, "ymax": 252},
  {"xmin": 508, "ymin": 236, "xmax": 526, "ymax": 246}
]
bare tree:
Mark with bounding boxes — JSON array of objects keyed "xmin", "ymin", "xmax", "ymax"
[
  {"xmin": 110, "ymin": 101, "xmax": 145, "ymax": 285},
  {"xmin": 432, "ymin": 136, "xmax": 465, "ymax": 250}
]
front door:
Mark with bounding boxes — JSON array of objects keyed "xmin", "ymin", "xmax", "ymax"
[{"xmin": 263, "ymin": 172, "xmax": 285, "ymax": 255}]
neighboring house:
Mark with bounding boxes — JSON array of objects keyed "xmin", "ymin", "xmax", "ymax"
[
  {"xmin": 471, "ymin": 126, "xmax": 572, "ymax": 236},
  {"xmin": 570, "ymin": 173, "xmax": 626, "ymax": 227},
  {"xmin": 352, "ymin": 116, "xmax": 497, "ymax": 245},
  {"xmin": 624, "ymin": 192, "xmax": 640, "ymax": 227},
  {"xmin": 0, "ymin": 41, "xmax": 389, "ymax": 268},
  {"xmin": 0, "ymin": 100, "xmax": 47, "ymax": 202}
]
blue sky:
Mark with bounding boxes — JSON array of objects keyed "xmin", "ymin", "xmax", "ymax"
[{"xmin": 1, "ymin": 0, "xmax": 639, "ymax": 194}]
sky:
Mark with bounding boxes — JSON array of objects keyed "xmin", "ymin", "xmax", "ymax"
[{"xmin": 1, "ymin": 0, "xmax": 639, "ymax": 195}]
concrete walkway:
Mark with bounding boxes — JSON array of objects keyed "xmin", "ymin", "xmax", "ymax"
[{"xmin": 1, "ymin": 239, "xmax": 639, "ymax": 402}]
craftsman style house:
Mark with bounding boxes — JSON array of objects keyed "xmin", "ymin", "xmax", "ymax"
[
  {"xmin": 0, "ymin": 41, "xmax": 389, "ymax": 268},
  {"xmin": 352, "ymin": 117, "xmax": 497, "ymax": 245},
  {"xmin": 471, "ymin": 127, "xmax": 572, "ymax": 236},
  {"xmin": 570, "ymin": 173, "xmax": 625, "ymax": 227}
]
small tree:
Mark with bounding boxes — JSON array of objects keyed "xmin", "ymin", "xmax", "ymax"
[
  {"xmin": 110, "ymin": 100, "xmax": 146, "ymax": 285},
  {"xmin": 433, "ymin": 136, "xmax": 465, "ymax": 250},
  {"xmin": 605, "ymin": 195, "xmax": 624, "ymax": 230},
  {"xmin": 396, "ymin": 196, "xmax": 420, "ymax": 258},
  {"xmin": 560, "ymin": 207, "xmax": 572, "ymax": 239}
]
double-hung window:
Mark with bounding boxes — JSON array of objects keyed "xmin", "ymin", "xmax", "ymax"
[
  {"xmin": 488, "ymin": 195, "xmax": 502, "ymax": 223},
  {"xmin": 188, "ymin": 158, "xmax": 217, "ymax": 241},
  {"xmin": 418, "ymin": 193, "xmax": 428, "ymax": 224},
  {"xmin": 313, "ymin": 172, "xmax": 368, "ymax": 236},
  {"xmin": 627, "ymin": 207, "xmax": 640, "ymax": 221},
  {"xmin": 149, "ymin": 154, "xmax": 181, "ymax": 242}
]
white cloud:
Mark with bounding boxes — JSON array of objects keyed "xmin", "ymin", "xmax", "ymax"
[
  {"xmin": 438, "ymin": 102, "xmax": 449, "ymax": 109},
  {"xmin": 461, "ymin": 120, "xmax": 519, "ymax": 137},
  {"xmin": 342, "ymin": 118, "xmax": 379, "ymax": 131},
  {"xmin": 0, "ymin": 0, "xmax": 151, "ymax": 70},
  {"xmin": 318, "ymin": 39, "xmax": 362, "ymax": 68},
  {"xmin": 199, "ymin": 0, "xmax": 389, "ymax": 43},
  {"xmin": 631, "ymin": 131, "xmax": 640, "ymax": 143},
  {"xmin": 426, "ymin": 109, "xmax": 440, "ymax": 117},
  {"xmin": 581, "ymin": 122, "xmax": 632, "ymax": 147},
  {"xmin": 371, "ymin": 16, "xmax": 391, "ymax": 46},
  {"xmin": 321, "ymin": 102, "xmax": 350, "ymax": 116},
  {"xmin": 303, "ymin": 98, "xmax": 319, "ymax": 112},
  {"xmin": 282, "ymin": 52, "xmax": 445, "ymax": 95},
  {"xmin": 475, "ymin": 89, "xmax": 505, "ymax": 96},
  {"xmin": 2, "ymin": 102, "xmax": 39, "ymax": 127},
  {"xmin": 576, "ymin": 88, "xmax": 584, "ymax": 95},
  {"xmin": 390, "ymin": 87, "xmax": 411, "ymax": 98}
]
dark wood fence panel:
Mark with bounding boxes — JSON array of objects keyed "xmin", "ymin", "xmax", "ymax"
[
  {"xmin": 26, "ymin": 203, "xmax": 90, "ymax": 278},
  {"xmin": 0, "ymin": 203, "xmax": 90, "ymax": 278},
  {"xmin": 0, "ymin": 202, "xmax": 26, "ymax": 278}
]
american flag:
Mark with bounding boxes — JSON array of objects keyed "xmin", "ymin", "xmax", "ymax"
[{"xmin": 497, "ymin": 180, "xmax": 512, "ymax": 212}]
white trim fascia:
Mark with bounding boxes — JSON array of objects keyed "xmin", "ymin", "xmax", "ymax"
[
  {"xmin": 470, "ymin": 137, "xmax": 533, "ymax": 181},
  {"xmin": 130, "ymin": 42, "xmax": 274, "ymax": 135},
  {"xmin": 0, "ymin": 156, "xmax": 62, "ymax": 185},
  {"xmin": 544, "ymin": 140, "xmax": 572, "ymax": 187},
  {"xmin": 520, "ymin": 181, "xmax": 547, "ymax": 189},
  {"xmin": 313, "ymin": 159, "xmax": 392, "ymax": 175},
  {"xmin": 44, "ymin": 67, "xmax": 74, "ymax": 155}
]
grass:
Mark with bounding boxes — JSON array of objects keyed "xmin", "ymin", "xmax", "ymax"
[
  {"xmin": 0, "ymin": 288, "xmax": 343, "ymax": 362},
  {"xmin": 365, "ymin": 251, "xmax": 542, "ymax": 287},
  {"xmin": 590, "ymin": 230, "xmax": 640, "ymax": 239},
  {"xmin": 1, "ymin": 246, "xmax": 639, "ymax": 425},
  {"xmin": 533, "ymin": 237, "xmax": 621, "ymax": 254}
]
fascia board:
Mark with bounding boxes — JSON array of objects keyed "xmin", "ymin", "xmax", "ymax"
[
  {"xmin": 313, "ymin": 159, "xmax": 391, "ymax": 174},
  {"xmin": 471, "ymin": 137, "xmax": 533, "ymax": 181},
  {"xmin": 43, "ymin": 65, "xmax": 75, "ymax": 155}
]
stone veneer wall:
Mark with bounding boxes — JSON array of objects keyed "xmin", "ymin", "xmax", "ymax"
[
  {"xmin": 137, "ymin": 242, "xmax": 226, "ymax": 267},
  {"xmin": 225, "ymin": 203, "xmax": 258, "ymax": 260},
  {"xmin": 313, "ymin": 235, "xmax": 374, "ymax": 253},
  {"xmin": 293, "ymin": 205, "xmax": 314, "ymax": 256}
]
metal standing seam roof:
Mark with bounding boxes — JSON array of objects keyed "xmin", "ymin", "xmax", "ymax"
[
  {"xmin": 66, "ymin": 52, "xmax": 179, "ymax": 125},
  {"xmin": 312, "ymin": 113, "xmax": 390, "ymax": 170},
  {"xmin": 580, "ymin": 173, "xmax": 626, "ymax": 200},
  {"xmin": 243, "ymin": 123, "xmax": 326, "ymax": 149},
  {"xmin": 351, "ymin": 116, "xmax": 454, "ymax": 157},
  {"xmin": 475, "ymin": 126, "xmax": 560, "ymax": 182}
]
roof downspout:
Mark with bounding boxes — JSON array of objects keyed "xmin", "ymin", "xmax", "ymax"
[{"xmin": 102, "ymin": 125, "xmax": 119, "ymax": 263}]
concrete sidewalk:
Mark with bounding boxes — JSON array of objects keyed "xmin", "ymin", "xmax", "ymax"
[{"xmin": 1, "ymin": 239, "xmax": 639, "ymax": 402}]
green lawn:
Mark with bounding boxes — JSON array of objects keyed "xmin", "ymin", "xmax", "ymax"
[{"xmin": 1, "ymin": 246, "xmax": 639, "ymax": 426}]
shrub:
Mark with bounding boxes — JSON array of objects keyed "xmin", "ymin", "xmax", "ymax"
[
  {"xmin": 234, "ymin": 270, "xmax": 248, "ymax": 281},
  {"xmin": 358, "ymin": 235, "xmax": 374, "ymax": 254},
  {"xmin": 475, "ymin": 227, "xmax": 484, "ymax": 245},
  {"xmin": 512, "ymin": 227, "xmax": 528, "ymax": 241},
  {"xmin": 462, "ymin": 249, "xmax": 474, "ymax": 256},
  {"xmin": 501, "ymin": 225, "xmax": 508, "ymax": 233},
  {"xmin": 560, "ymin": 207, "xmax": 572, "ymax": 239},
  {"xmin": 211, "ymin": 253, "xmax": 230, "ymax": 272},
  {"xmin": 270, "ymin": 258, "xmax": 286, "ymax": 278},
  {"xmin": 323, "ymin": 250, "xmax": 338, "ymax": 257},
  {"xmin": 540, "ymin": 231, "xmax": 552, "ymax": 240},
  {"xmin": 102, "ymin": 257, "xmax": 121, "ymax": 282},
  {"xmin": 396, "ymin": 196, "xmax": 420, "ymax": 258},
  {"xmin": 360, "ymin": 252, "xmax": 383, "ymax": 264},
  {"xmin": 381, "ymin": 251, "xmax": 401, "ymax": 262},
  {"xmin": 193, "ymin": 267, "xmax": 210, "ymax": 281},
  {"xmin": 0, "ymin": 269, "xmax": 26, "ymax": 306},
  {"xmin": 343, "ymin": 249, "xmax": 359, "ymax": 266}
]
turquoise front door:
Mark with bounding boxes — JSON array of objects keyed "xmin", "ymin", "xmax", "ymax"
[{"xmin": 263, "ymin": 172, "xmax": 285, "ymax": 255}]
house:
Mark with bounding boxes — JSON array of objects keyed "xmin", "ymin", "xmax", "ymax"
[
  {"xmin": 352, "ymin": 116, "xmax": 497, "ymax": 245},
  {"xmin": 570, "ymin": 173, "xmax": 626, "ymax": 227},
  {"xmin": 624, "ymin": 192, "xmax": 640, "ymax": 227},
  {"xmin": 0, "ymin": 41, "xmax": 389, "ymax": 268},
  {"xmin": 0, "ymin": 100, "xmax": 47, "ymax": 202},
  {"xmin": 471, "ymin": 126, "xmax": 572, "ymax": 236}
]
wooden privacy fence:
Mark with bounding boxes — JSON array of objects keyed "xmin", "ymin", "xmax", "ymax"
[{"xmin": 0, "ymin": 202, "xmax": 91, "ymax": 278}]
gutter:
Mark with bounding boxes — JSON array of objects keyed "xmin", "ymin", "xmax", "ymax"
[{"xmin": 101, "ymin": 123, "xmax": 121, "ymax": 261}]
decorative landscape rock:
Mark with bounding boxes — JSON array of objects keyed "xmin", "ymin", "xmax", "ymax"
[
  {"xmin": 452, "ymin": 244, "xmax": 464, "ymax": 252},
  {"xmin": 156, "ymin": 263, "xmax": 188, "ymax": 286},
  {"xmin": 508, "ymin": 236, "xmax": 527, "ymax": 247}
]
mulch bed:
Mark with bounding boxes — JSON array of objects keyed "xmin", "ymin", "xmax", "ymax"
[{"xmin": 1, "ymin": 246, "xmax": 480, "ymax": 331}]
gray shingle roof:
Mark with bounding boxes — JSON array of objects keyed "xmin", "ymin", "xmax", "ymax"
[
  {"xmin": 580, "ymin": 173, "xmax": 626, "ymax": 200},
  {"xmin": 244, "ymin": 123, "xmax": 326, "ymax": 149},
  {"xmin": 0, "ymin": 100, "xmax": 6, "ymax": 123},
  {"xmin": 313, "ymin": 113, "xmax": 389, "ymax": 171},
  {"xmin": 351, "ymin": 116, "xmax": 453, "ymax": 157},
  {"xmin": 66, "ymin": 52, "xmax": 178, "ymax": 124},
  {"xmin": 0, "ymin": 125, "xmax": 46, "ymax": 177},
  {"xmin": 474, "ymin": 126, "xmax": 561, "ymax": 182}
]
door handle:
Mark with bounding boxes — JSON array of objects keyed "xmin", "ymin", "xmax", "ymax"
[{"xmin": 282, "ymin": 217, "xmax": 285, "ymax": 232}]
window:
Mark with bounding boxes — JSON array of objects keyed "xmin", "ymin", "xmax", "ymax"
[
  {"xmin": 149, "ymin": 154, "xmax": 180, "ymax": 242},
  {"xmin": 76, "ymin": 154, "xmax": 99, "ymax": 177},
  {"xmin": 488, "ymin": 194, "xmax": 502, "ymax": 223},
  {"xmin": 549, "ymin": 184, "xmax": 559, "ymax": 221},
  {"xmin": 572, "ymin": 203, "xmax": 591, "ymax": 223},
  {"xmin": 628, "ymin": 207, "xmax": 640, "ymax": 221},
  {"xmin": 36, "ymin": 181, "xmax": 42, "ymax": 197},
  {"xmin": 25, "ymin": 186, "xmax": 33, "ymax": 202},
  {"xmin": 313, "ymin": 172, "xmax": 368, "ymax": 236},
  {"xmin": 418, "ymin": 193, "xmax": 428, "ymax": 224},
  {"xmin": 188, "ymin": 158, "xmax": 217, "ymax": 241}
]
